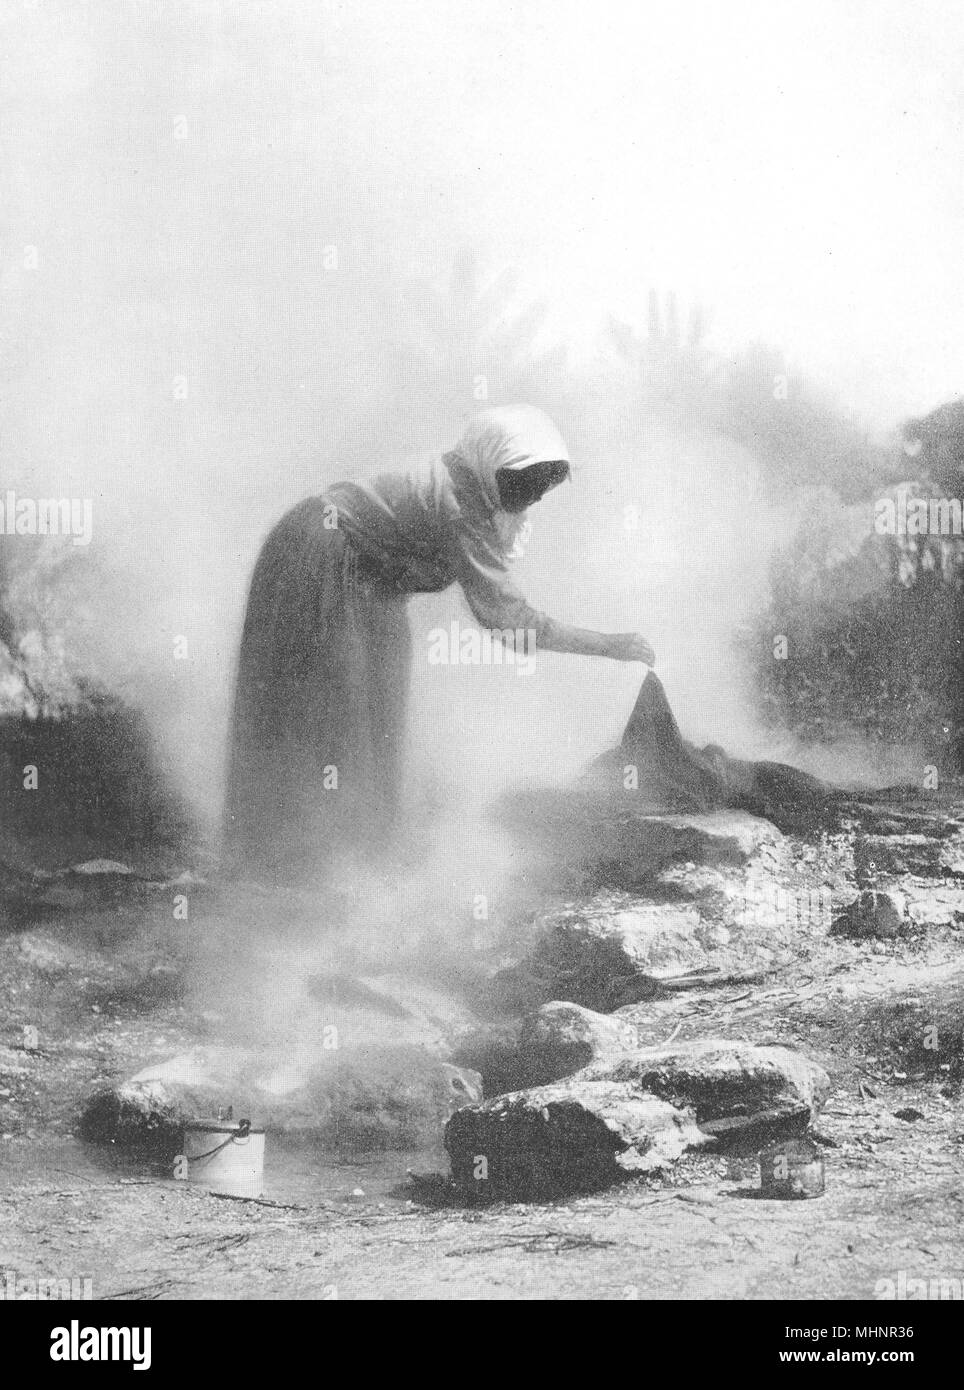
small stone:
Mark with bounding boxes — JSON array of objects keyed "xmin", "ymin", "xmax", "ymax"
[
  {"xmin": 696, "ymin": 922, "xmax": 731, "ymax": 950},
  {"xmin": 760, "ymin": 1137, "xmax": 825, "ymax": 1199},
  {"xmin": 833, "ymin": 890, "xmax": 907, "ymax": 939},
  {"xmin": 18, "ymin": 935, "xmax": 85, "ymax": 972},
  {"xmin": 70, "ymin": 859, "xmax": 134, "ymax": 876}
]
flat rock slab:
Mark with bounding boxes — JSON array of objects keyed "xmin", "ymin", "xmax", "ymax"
[
  {"xmin": 1, "ymin": 869, "xmax": 209, "ymax": 924},
  {"xmin": 626, "ymin": 811, "xmax": 785, "ymax": 869},
  {"xmin": 525, "ymin": 899, "xmax": 711, "ymax": 1011},
  {"xmin": 82, "ymin": 1045, "xmax": 482, "ymax": 1155},
  {"xmin": 904, "ymin": 887, "xmax": 964, "ymax": 927},
  {"xmin": 494, "ymin": 785, "xmax": 784, "ymax": 890},
  {"xmin": 481, "ymin": 869, "xmax": 793, "ymax": 1017},
  {"xmin": 593, "ymin": 1039, "xmax": 830, "ymax": 1134},
  {"xmin": 847, "ymin": 814, "xmax": 964, "ymax": 878},
  {"xmin": 856, "ymin": 835, "xmax": 947, "ymax": 879},
  {"xmin": 445, "ymin": 1078, "xmax": 704, "ymax": 1201}
]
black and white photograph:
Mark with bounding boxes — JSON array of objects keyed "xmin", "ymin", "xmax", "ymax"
[{"xmin": 1, "ymin": 0, "xmax": 962, "ymax": 1337}]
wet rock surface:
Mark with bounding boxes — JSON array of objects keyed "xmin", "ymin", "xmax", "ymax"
[
  {"xmin": 444, "ymin": 1027, "xmax": 828, "ymax": 1198},
  {"xmin": 494, "ymin": 788, "xmax": 786, "ymax": 890},
  {"xmin": 445, "ymin": 1078, "xmax": 705, "ymax": 1200}
]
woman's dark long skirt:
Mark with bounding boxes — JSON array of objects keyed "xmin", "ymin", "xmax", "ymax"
[{"xmin": 223, "ymin": 499, "xmax": 411, "ymax": 881}]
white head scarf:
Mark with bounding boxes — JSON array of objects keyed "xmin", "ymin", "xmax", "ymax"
[{"xmin": 451, "ymin": 405, "xmax": 570, "ymax": 512}]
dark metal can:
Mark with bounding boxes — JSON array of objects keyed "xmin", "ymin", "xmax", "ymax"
[{"xmin": 760, "ymin": 1137, "xmax": 825, "ymax": 1199}]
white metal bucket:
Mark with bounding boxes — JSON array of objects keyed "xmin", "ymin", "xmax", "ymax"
[{"xmin": 182, "ymin": 1118, "xmax": 265, "ymax": 1198}]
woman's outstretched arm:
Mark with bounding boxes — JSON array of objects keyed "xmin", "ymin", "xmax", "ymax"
[{"xmin": 456, "ymin": 543, "xmax": 654, "ymax": 664}]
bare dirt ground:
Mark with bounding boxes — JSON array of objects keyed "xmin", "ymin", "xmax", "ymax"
[{"xmin": 2, "ymin": 792, "xmax": 964, "ymax": 1301}]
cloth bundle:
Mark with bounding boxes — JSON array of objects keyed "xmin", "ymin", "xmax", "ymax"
[{"xmin": 602, "ymin": 669, "xmax": 841, "ymax": 832}]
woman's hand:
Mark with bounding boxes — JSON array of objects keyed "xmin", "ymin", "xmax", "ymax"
[{"xmin": 609, "ymin": 632, "xmax": 656, "ymax": 665}]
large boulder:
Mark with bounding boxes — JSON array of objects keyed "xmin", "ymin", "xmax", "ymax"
[
  {"xmin": 444, "ymin": 1031, "xmax": 829, "ymax": 1199},
  {"xmin": 445, "ymin": 1077, "xmax": 705, "ymax": 1200},
  {"xmin": 452, "ymin": 1001, "xmax": 638, "ymax": 1098},
  {"xmin": 516, "ymin": 1001, "xmax": 639, "ymax": 1086},
  {"xmin": 0, "ymin": 698, "xmax": 194, "ymax": 870},
  {"xmin": 81, "ymin": 1044, "xmax": 482, "ymax": 1155},
  {"xmin": 593, "ymin": 1039, "xmax": 830, "ymax": 1134},
  {"xmin": 621, "ymin": 811, "xmax": 785, "ymax": 872}
]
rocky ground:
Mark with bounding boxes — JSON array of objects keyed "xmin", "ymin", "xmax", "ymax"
[{"xmin": 1, "ymin": 784, "xmax": 964, "ymax": 1300}]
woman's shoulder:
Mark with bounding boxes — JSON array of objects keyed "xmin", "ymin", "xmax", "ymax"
[{"xmin": 351, "ymin": 455, "xmax": 460, "ymax": 532}]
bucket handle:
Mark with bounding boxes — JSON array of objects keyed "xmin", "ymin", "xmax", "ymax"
[{"xmin": 187, "ymin": 1118, "xmax": 252, "ymax": 1161}]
